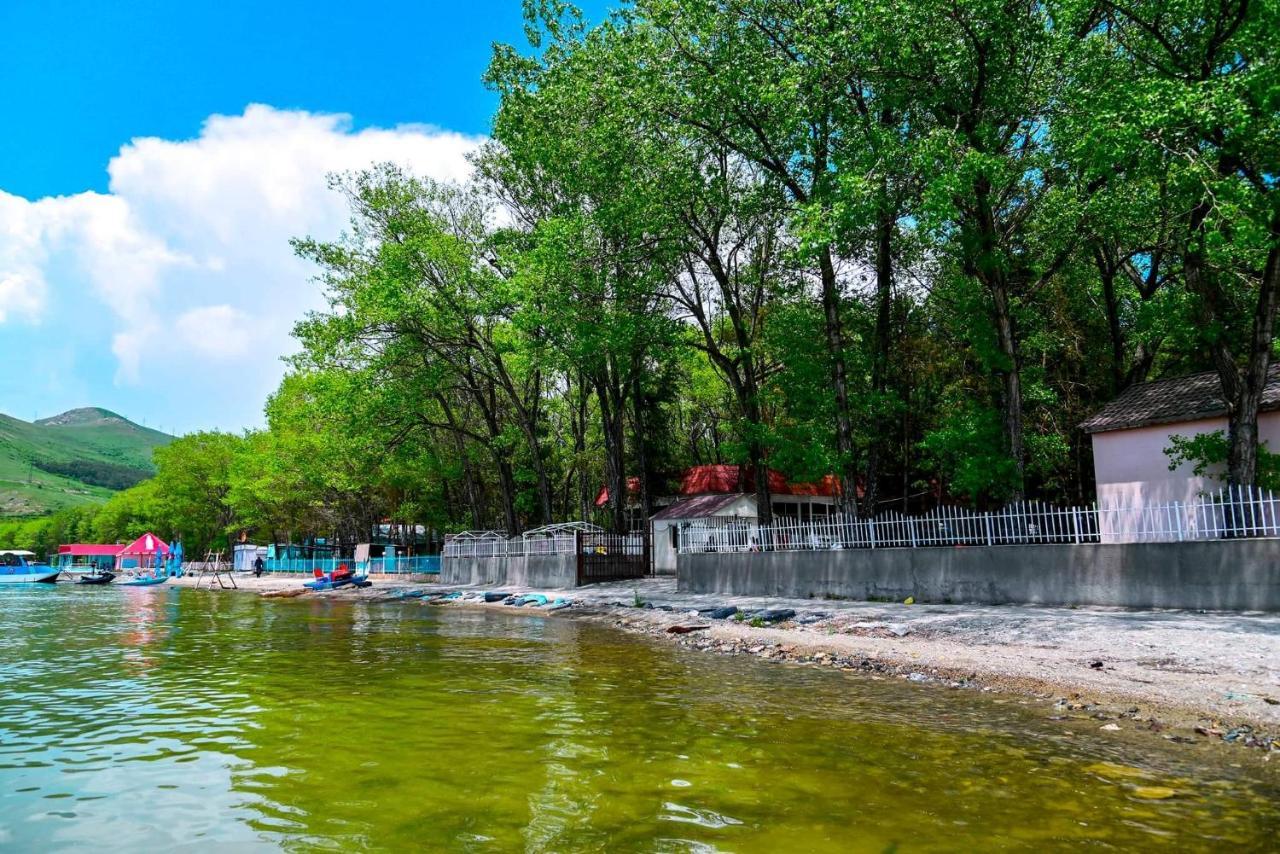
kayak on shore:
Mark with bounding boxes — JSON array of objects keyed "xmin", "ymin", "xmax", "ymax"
[{"xmin": 119, "ymin": 572, "xmax": 169, "ymax": 587}]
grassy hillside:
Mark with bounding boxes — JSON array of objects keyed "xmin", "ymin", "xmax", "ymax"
[{"xmin": 0, "ymin": 408, "xmax": 173, "ymax": 516}]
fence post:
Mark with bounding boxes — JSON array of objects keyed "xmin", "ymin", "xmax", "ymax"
[
  {"xmin": 574, "ymin": 530, "xmax": 583, "ymax": 586},
  {"xmin": 1072, "ymin": 508, "xmax": 1080, "ymax": 544},
  {"xmin": 984, "ymin": 513, "xmax": 994, "ymax": 546},
  {"xmin": 645, "ymin": 526, "xmax": 653, "ymax": 577},
  {"xmin": 869, "ymin": 515, "xmax": 877, "ymax": 550},
  {"xmin": 1174, "ymin": 501, "xmax": 1184, "ymax": 542}
]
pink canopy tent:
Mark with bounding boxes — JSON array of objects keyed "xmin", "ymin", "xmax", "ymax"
[{"xmin": 116, "ymin": 532, "xmax": 171, "ymax": 570}]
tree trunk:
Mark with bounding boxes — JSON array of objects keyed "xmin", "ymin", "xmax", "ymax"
[
  {"xmin": 595, "ymin": 373, "xmax": 628, "ymax": 532},
  {"xmin": 1187, "ymin": 207, "xmax": 1280, "ymax": 488},
  {"xmin": 630, "ymin": 367, "xmax": 654, "ymax": 529},
  {"xmin": 969, "ymin": 176, "xmax": 1025, "ymax": 499},
  {"xmin": 574, "ymin": 372, "xmax": 591, "ymax": 521},
  {"xmin": 991, "ymin": 276, "xmax": 1025, "ymax": 498},
  {"xmin": 1226, "ymin": 238, "xmax": 1280, "ymax": 486},
  {"xmin": 516, "ymin": 417, "xmax": 554, "ymax": 525},
  {"xmin": 1095, "ymin": 248, "xmax": 1128, "ymax": 394},
  {"xmin": 862, "ymin": 206, "xmax": 895, "ymax": 515},
  {"xmin": 495, "ymin": 457, "xmax": 520, "ymax": 536},
  {"xmin": 817, "ymin": 247, "xmax": 858, "ymax": 511},
  {"xmin": 742, "ymin": 366, "xmax": 773, "ymax": 528}
]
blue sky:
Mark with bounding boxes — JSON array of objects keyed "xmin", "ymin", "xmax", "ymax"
[{"xmin": 0, "ymin": 0, "xmax": 608, "ymax": 434}]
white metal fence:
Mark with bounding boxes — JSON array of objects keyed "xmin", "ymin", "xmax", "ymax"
[
  {"xmin": 442, "ymin": 531, "xmax": 647, "ymax": 559},
  {"xmin": 677, "ymin": 486, "xmax": 1280, "ymax": 554},
  {"xmin": 443, "ymin": 534, "xmax": 579, "ymax": 559}
]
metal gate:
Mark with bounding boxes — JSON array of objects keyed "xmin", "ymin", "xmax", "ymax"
[{"xmin": 576, "ymin": 530, "xmax": 651, "ymax": 585}]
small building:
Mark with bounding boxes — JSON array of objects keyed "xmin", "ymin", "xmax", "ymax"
[
  {"xmin": 55, "ymin": 543, "xmax": 125, "ymax": 572},
  {"xmin": 1082, "ymin": 367, "xmax": 1280, "ymax": 505},
  {"xmin": 648, "ymin": 465, "xmax": 842, "ymax": 574},
  {"xmin": 233, "ymin": 543, "xmax": 268, "ymax": 572},
  {"xmin": 1081, "ymin": 367, "xmax": 1280, "ymax": 541}
]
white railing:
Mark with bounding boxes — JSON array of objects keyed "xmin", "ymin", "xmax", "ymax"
[
  {"xmin": 442, "ymin": 537, "xmax": 510, "ymax": 559},
  {"xmin": 677, "ymin": 486, "xmax": 1280, "ymax": 554},
  {"xmin": 442, "ymin": 534, "xmax": 578, "ymax": 559},
  {"xmin": 517, "ymin": 534, "xmax": 578, "ymax": 556}
]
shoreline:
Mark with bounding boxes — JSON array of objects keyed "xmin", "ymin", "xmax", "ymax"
[{"xmin": 170, "ymin": 573, "xmax": 1279, "ymax": 762}]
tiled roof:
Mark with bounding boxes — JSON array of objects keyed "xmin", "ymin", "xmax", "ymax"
[
  {"xmin": 1080, "ymin": 365, "xmax": 1280, "ymax": 434},
  {"xmin": 650, "ymin": 493, "xmax": 752, "ymax": 521}
]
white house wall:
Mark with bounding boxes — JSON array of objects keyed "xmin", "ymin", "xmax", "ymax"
[{"xmin": 1091, "ymin": 412, "xmax": 1280, "ymax": 542}]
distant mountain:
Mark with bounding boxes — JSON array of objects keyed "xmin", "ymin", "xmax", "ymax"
[{"xmin": 0, "ymin": 408, "xmax": 174, "ymax": 517}]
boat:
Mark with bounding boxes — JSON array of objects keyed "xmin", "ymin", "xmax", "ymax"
[
  {"xmin": 55, "ymin": 543, "xmax": 126, "ymax": 581},
  {"xmin": 119, "ymin": 571, "xmax": 168, "ymax": 587},
  {"xmin": 77, "ymin": 570, "xmax": 116, "ymax": 585},
  {"xmin": 303, "ymin": 564, "xmax": 372, "ymax": 591},
  {"xmin": 0, "ymin": 550, "xmax": 62, "ymax": 584}
]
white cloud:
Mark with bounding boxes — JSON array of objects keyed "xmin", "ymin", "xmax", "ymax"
[
  {"xmin": 175, "ymin": 304, "xmax": 257, "ymax": 360},
  {"xmin": 0, "ymin": 104, "xmax": 481, "ymax": 421}
]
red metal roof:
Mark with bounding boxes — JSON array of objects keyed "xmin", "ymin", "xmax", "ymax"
[
  {"xmin": 596, "ymin": 465, "xmax": 843, "ymax": 505},
  {"xmin": 58, "ymin": 543, "xmax": 126, "ymax": 557},
  {"xmin": 679, "ymin": 465, "xmax": 842, "ymax": 497},
  {"xmin": 594, "ymin": 477, "xmax": 642, "ymax": 507}
]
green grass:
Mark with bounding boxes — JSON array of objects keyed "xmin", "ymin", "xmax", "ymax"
[{"xmin": 0, "ymin": 408, "xmax": 172, "ymax": 517}]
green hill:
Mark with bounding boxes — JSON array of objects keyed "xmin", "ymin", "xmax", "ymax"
[{"xmin": 0, "ymin": 408, "xmax": 173, "ymax": 516}]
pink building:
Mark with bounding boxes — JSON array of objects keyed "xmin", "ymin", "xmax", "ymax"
[{"xmin": 1081, "ymin": 367, "xmax": 1280, "ymax": 541}]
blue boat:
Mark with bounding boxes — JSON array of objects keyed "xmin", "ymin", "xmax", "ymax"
[
  {"xmin": 118, "ymin": 571, "xmax": 169, "ymax": 587},
  {"xmin": 303, "ymin": 564, "xmax": 371, "ymax": 591},
  {"xmin": 0, "ymin": 551, "xmax": 61, "ymax": 584}
]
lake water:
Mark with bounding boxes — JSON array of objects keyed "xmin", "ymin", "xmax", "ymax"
[{"xmin": 0, "ymin": 586, "xmax": 1275, "ymax": 851}]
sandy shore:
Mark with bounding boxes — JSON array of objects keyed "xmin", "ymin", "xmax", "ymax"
[{"xmin": 171, "ymin": 572, "xmax": 1279, "ymax": 758}]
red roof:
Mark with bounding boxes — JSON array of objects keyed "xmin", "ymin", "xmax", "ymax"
[
  {"xmin": 119, "ymin": 532, "xmax": 171, "ymax": 556},
  {"xmin": 596, "ymin": 465, "xmax": 844, "ymax": 505},
  {"xmin": 679, "ymin": 465, "xmax": 842, "ymax": 498},
  {"xmin": 58, "ymin": 543, "xmax": 126, "ymax": 557},
  {"xmin": 595, "ymin": 476, "xmax": 642, "ymax": 507}
]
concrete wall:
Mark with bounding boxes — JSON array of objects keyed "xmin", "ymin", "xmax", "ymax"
[
  {"xmin": 439, "ymin": 553, "xmax": 579, "ymax": 588},
  {"xmin": 439, "ymin": 555, "xmax": 510, "ymax": 587},
  {"xmin": 678, "ymin": 539, "xmax": 1280, "ymax": 611}
]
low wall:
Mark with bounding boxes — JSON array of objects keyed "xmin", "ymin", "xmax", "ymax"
[
  {"xmin": 440, "ymin": 554, "xmax": 579, "ymax": 588},
  {"xmin": 440, "ymin": 556, "xmax": 509, "ymax": 586},
  {"xmin": 677, "ymin": 540, "xmax": 1280, "ymax": 611},
  {"xmin": 508, "ymin": 554, "xmax": 579, "ymax": 588}
]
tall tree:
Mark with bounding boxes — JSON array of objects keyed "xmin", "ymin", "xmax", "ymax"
[{"xmin": 1066, "ymin": 0, "xmax": 1279, "ymax": 486}]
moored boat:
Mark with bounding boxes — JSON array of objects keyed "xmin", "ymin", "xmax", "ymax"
[
  {"xmin": 0, "ymin": 551, "xmax": 61, "ymax": 584},
  {"xmin": 118, "ymin": 571, "xmax": 168, "ymax": 587},
  {"xmin": 77, "ymin": 570, "xmax": 116, "ymax": 585},
  {"xmin": 55, "ymin": 543, "xmax": 126, "ymax": 581}
]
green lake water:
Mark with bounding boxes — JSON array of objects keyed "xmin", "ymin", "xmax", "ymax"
[{"xmin": 0, "ymin": 587, "xmax": 1275, "ymax": 851}]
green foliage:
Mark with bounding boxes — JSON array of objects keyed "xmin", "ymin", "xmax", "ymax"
[
  {"xmin": 920, "ymin": 402, "xmax": 1021, "ymax": 503},
  {"xmin": 14, "ymin": 0, "xmax": 1278, "ymax": 549},
  {"xmin": 1166, "ymin": 432, "xmax": 1280, "ymax": 492},
  {"xmin": 31, "ymin": 459, "xmax": 151, "ymax": 491}
]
